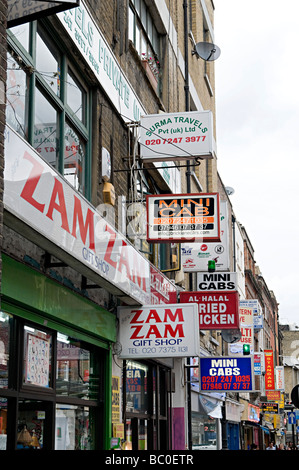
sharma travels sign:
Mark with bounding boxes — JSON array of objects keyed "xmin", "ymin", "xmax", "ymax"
[{"xmin": 139, "ymin": 111, "xmax": 214, "ymax": 162}]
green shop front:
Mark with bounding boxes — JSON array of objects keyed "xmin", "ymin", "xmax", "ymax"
[{"xmin": 0, "ymin": 254, "xmax": 115, "ymax": 450}]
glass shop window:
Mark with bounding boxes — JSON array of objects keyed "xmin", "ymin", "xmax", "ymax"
[
  {"xmin": 56, "ymin": 334, "xmax": 99, "ymax": 401},
  {"xmin": 126, "ymin": 361, "xmax": 148, "ymax": 414},
  {"xmin": 55, "ymin": 405, "xmax": 95, "ymax": 450}
]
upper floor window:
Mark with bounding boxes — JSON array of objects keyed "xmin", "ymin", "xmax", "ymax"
[
  {"xmin": 6, "ymin": 21, "xmax": 90, "ymax": 198},
  {"xmin": 129, "ymin": 0, "xmax": 161, "ymax": 80}
]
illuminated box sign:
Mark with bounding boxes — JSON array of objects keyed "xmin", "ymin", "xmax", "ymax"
[
  {"xmin": 180, "ymin": 291, "xmax": 240, "ymax": 330},
  {"xmin": 199, "ymin": 356, "xmax": 254, "ymax": 392},
  {"xmin": 117, "ymin": 304, "xmax": 199, "ymax": 359},
  {"xmin": 260, "ymin": 402, "xmax": 279, "ymax": 413},
  {"xmin": 146, "ymin": 193, "xmax": 220, "ymax": 243},
  {"xmin": 139, "ymin": 110, "xmax": 214, "ymax": 162},
  {"xmin": 4, "ymin": 126, "xmax": 177, "ymax": 306},
  {"xmin": 196, "ymin": 272, "xmax": 238, "ymax": 291}
]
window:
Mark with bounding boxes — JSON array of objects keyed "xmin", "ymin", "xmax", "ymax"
[
  {"xmin": 7, "ymin": 22, "xmax": 90, "ymax": 198},
  {"xmin": 129, "ymin": 0, "xmax": 161, "ymax": 81},
  {"xmin": 0, "ymin": 314, "xmax": 104, "ymax": 450}
]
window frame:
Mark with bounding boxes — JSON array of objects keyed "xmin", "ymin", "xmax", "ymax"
[{"xmin": 6, "ymin": 20, "xmax": 92, "ymax": 201}]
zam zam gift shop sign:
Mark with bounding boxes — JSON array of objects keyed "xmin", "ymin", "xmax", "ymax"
[
  {"xmin": 199, "ymin": 357, "xmax": 254, "ymax": 392},
  {"xmin": 117, "ymin": 304, "xmax": 199, "ymax": 359},
  {"xmin": 4, "ymin": 126, "xmax": 177, "ymax": 306}
]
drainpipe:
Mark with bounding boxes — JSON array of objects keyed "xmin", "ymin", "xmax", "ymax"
[{"xmin": 183, "ymin": 0, "xmax": 193, "ymax": 452}]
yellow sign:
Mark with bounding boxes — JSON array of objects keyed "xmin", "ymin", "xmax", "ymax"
[
  {"xmin": 112, "ymin": 376, "xmax": 120, "ymax": 423},
  {"xmin": 113, "ymin": 423, "xmax": 124, "ymax": 439}
]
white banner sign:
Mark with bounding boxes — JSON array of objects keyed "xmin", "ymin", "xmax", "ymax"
[
  {"xmin": 139, "ymin": 111, "xmax": 214, "ymax": 162},
  {"xmin": 196, "ymin": 272, "xmax": 238, "ymax": 291},
  {"xmin": 4, "ymin": 126, "xmax": 177, "ymax": 306},
  {"xmin": 276, "ymin": 366, "xmax": 285, "ymax": 391},
  {"xmin": 117, "ymin": 303, "xmax": 200, "ymax": 358}
]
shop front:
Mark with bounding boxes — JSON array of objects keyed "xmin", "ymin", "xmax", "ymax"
[{"xmin": 0, "ymin": 254, "xmax": 116, "ymax": 450}]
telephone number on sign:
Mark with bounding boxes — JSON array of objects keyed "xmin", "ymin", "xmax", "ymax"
[
  {"xmin": 201, "ymin": 382, "xmax": 252, "ymax": 390},
  {"xmin": 145, "ymin": 136, "xmax": 207, "ymax": 146}
]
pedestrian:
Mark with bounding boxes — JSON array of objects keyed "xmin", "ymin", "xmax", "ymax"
[
  {"xmin": 277, "ymin": 443, "xmax": 285, "ymax": 450},
  {"xmin": 250, "ymin": 443, "xmax": 258, "ymax": 450},
  {"xmin": 266, "ymin": 442, "xmax": 276, "ymax": 450}
]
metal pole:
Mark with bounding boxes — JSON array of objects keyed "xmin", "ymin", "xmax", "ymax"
[{"xmin": 183, "ymin": 0, "xmax": 193, "ymax": 452}]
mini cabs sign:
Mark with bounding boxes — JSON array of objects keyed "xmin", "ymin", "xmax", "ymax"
[
  {"xmin": 146, "ymin": 193, "xmax": 221, "ymax": 243},
  {"xmin": 199, "ymin": 356, "xmax": 254, "ymax": 392}
]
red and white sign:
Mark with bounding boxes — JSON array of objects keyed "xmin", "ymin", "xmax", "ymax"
[
  {"xmin": 180, "ymin": 291, "xmax": 240, "ymax": 330},
  {"xmin": 276, "ymin": 366, "xmax": 285, "ymax": 391},
  {"xmin": 264, "ymin": 350, "xmax": 275, "ymax": 391},
  {"xmin": 4, "ymin": 126, "xmax": 177, "ymax": 306},
  {"xmin": 228, "ymin": 301, "xmax": 254, "ymax": 356},
  {"xmin": 117, "ymin": 303, "xmax": 200, "ymax": 358}
]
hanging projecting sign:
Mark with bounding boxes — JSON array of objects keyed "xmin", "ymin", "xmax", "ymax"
[
  {"xmin": 264, "ymin": 350, "xmax": 275, "ymax": 391},
  {"xmin": 196, "ymin": 272, "xmax": 238, "ymax": 291},
  {"xmin": 199, "ymin": 356, "xmax": 254, "ymax": 392},
  {"xmin": 117, "ymin": 303, "xmax": 200, "ymax": 359},
  {"xmin": 139, "ymin": 110, "xmax": 214, "ymax": 162},
  {"xmin": 180, "ymin": 291, "xmax": 240, "ymax": 330},
  {"xmin": 146, "ymin": 193, "xmax": 220, "ymax": 243},
  {"xmin": 182, "ymin": 201, "xmax": 229, "ymax": 272},
  {"xmin": 7, "ymin": 0, "xmax": 79, "ymax": 27},
  {"xmin": 4, "ymin": 126, "xmax": 177, "ymax": 307}
]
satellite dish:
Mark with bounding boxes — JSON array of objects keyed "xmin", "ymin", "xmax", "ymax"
[
  {"xmin": 221, "ymin": 329, "xmax": 242, "ymax": 344},
  {"xmin": 225, "ymin": 186, "xmax": 235, "ymax": 196},
  {"xmin": 193, "ymin": 42, "xmax": 221, "ymax": 61}
]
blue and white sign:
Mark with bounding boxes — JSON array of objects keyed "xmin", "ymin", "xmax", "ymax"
[
  {"xmin": 199, "ymin": 356, "xmax": 254, "ymax": 392},
  {"xmin": 289, "ymin": 412, "xmax": 297, "ymax": 425}
]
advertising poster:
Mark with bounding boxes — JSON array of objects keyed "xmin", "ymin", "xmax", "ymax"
[
  {"xmin": 199, "ymin": 356, "xmax": 254, "ymax": 392},
  {"xmin": 146, "ymin": 193, "xmax": 220, "ymax": 243}
]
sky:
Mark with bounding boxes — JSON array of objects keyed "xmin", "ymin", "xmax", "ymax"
[{"xmin": 213, "ymin": 1, "xmax": 299, "ymax": 326}]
